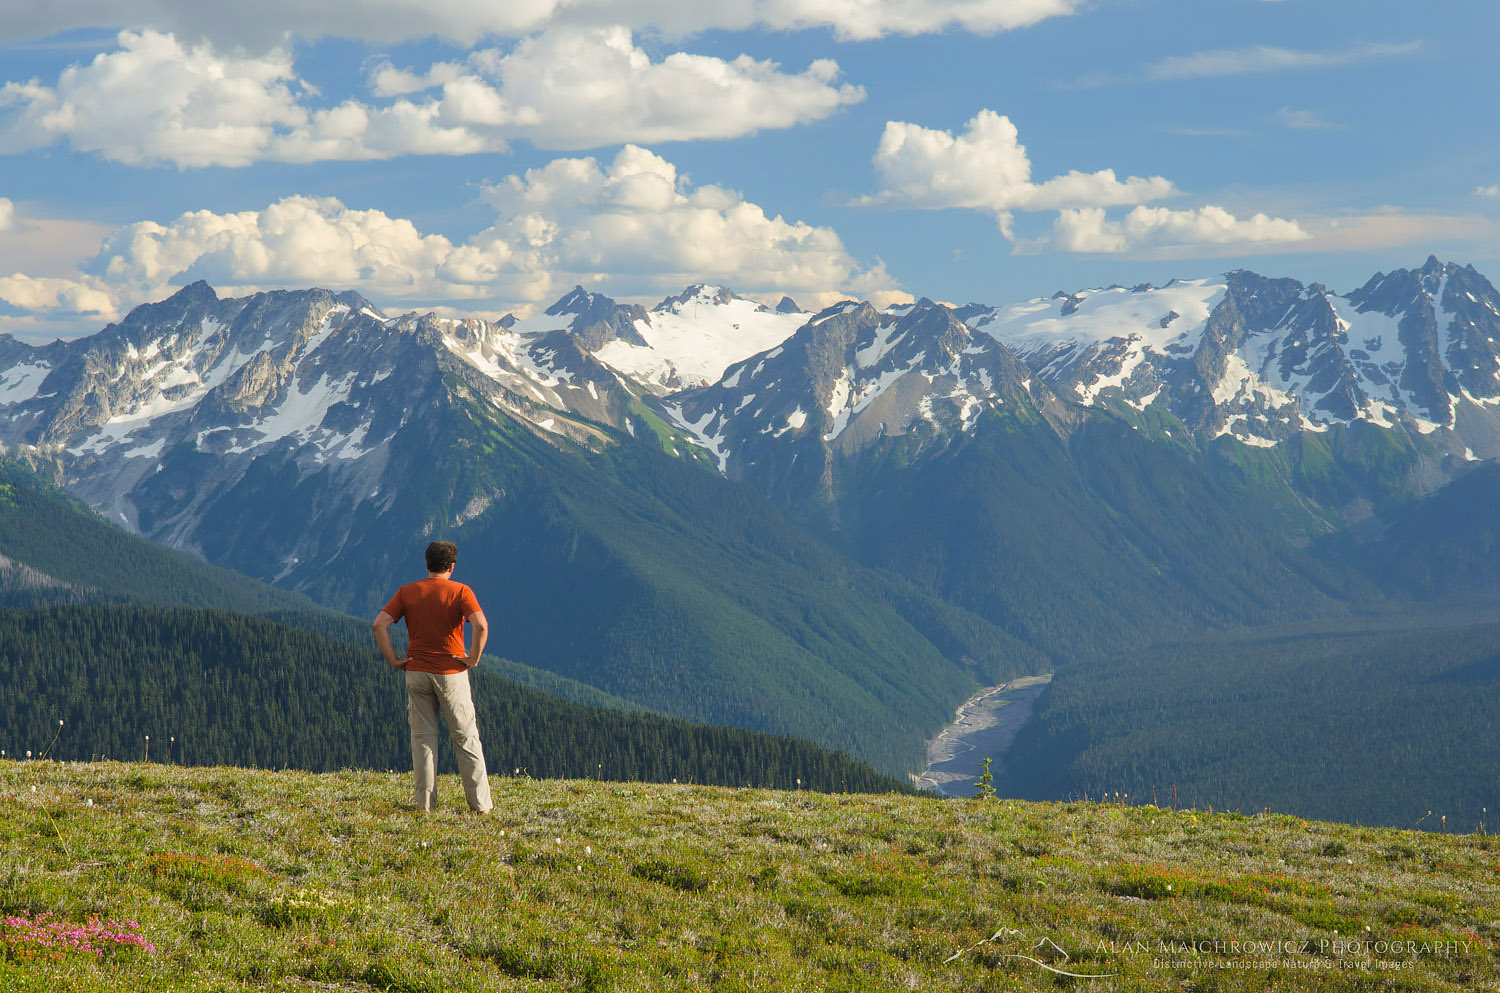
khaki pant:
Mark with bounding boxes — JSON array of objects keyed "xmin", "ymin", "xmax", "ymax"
[{"xmin": 405, "ymin": 669, "xmax": 492, "ymax": 813}]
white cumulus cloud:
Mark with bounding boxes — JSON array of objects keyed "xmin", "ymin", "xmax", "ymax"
[
  {"xmin": 426, "ymin": 26, "xmax": 862, "ymax": 151},
  {"xmin": 0, "ymin": 197, "xmax": 15, "ymax": 232},
  {"xmin": 0, "ymin": 28, "xmax": 863, "ymax": 167},
  {"xmin": 1477, "ymin": 185, "xmax": 1500, "ymax": 198},
  {"xmin": 92, "ymin": 197, "xmax": 459, "ymax": 296},
  {"xmin": 859, "ymin": 108, "xmax": 1312, "ymax": 255},
  {"xmin": 0, "ymin": 1, "xmax": 1084, "ymax": 49},
  {"xmin": 0, "ymin": 145, "xmax": 901, "ymax": 338},
  {"xmin": 858, "ymin": 111, "xmax": 1170, "ymax": 222},
  {"xmin": 1050, "ymin": 205, "xmax": 1311, "ymax": 254},
  {"xmin": 741, "ymin": 0, "xmax": 1083, "ymax": 42},
  {"xmin": 368, "ymin": 61, "xmax": 468, "ymax": 99},
  {"xmin": 861, "ymin": 110, "xmax": 1175, "ymax": 214},
  {"xmin": 474, "ymin": 144, "xmax": 898, "ymax": 304},
  {"xmin": 0, "ymin": 273, "xmax": 117, "ymax": 318},
  {"xmin": 0, "ymin": 30, "xmax": 308, "ymax": 167}
]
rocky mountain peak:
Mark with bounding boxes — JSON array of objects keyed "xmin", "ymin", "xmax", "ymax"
[
  {"xmin": 887, "ymin": 300, "xmax": 975, "ymax": 369},
  {"xmin": 1223, "ymin": 269, "xmax": 1307, "ymax": 328},
  {"xmin": 1348, "ymin": 258, "xmax": 1466, "ymax": 315},
  {"xmin": 335, "ymin": 289, "xmax": 383, "ymax": 315},
  {"xmin": 110, "ymin": 280, "xmax": 221, "ymax": 337},
  {"xmin": 540, "ymin": 285, "xmax": 650, "ymax": 351},
  {"xmin": 172, "ymin": 280, "xmax": 220, "ymax": 307},
  {"xmin": 544, "ymin": 285, "xmax": 598, "ymax": 317},
  {"xmin": 652, "ymin": 284, "xmax": 752, "ymax": 313}
]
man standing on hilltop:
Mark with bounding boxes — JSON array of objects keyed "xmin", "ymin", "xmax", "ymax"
[{"xmin": 372, "ymin": 541, "xmax": 492, "ymax": 814}]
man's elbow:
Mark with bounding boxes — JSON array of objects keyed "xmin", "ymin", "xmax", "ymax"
[{"xmin": 372, "ymin": 613, "xmax": 391, "ymax": 634}]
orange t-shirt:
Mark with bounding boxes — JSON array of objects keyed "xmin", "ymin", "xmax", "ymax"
[{"xmin": 381, "ymin": 578, "xmax": 482, "ymax": 674}]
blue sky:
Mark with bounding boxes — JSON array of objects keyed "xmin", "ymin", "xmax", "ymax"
[{"xmin": 1, "ymin": 0, "xmax": 1496, "ymax": 342}]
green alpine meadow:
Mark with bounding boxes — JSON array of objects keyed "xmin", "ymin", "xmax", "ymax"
[
  {"xmin": 3, "ymin": 761, "xmax": 1497, "ymax": 992},
  {"xmin": 5, "ymin": 3, "xmax": 1500, "ymax": 988}
]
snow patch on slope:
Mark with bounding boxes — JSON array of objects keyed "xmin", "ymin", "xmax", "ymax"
[
  {"xmin": 596, "ymin": 299, "xmax": 803, "ymax": 389},
  {"xmin": 968, "ymin": 280, "xmax": 1226, "ymax": 358},
  {"xmin": 0, "ymin": 363, "xmax": 50, "ymax": 405},
  {"xmin": 664, "ymin": 401, "xmax": 731, "ymax": 472},
  {"xmin": 225, "ymin": 370, "xmax": 364, "ymax": 458}
]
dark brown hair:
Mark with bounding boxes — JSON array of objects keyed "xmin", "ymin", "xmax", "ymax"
[{"xmin": 425, "ymin": 541, "xmax": 458, "ymax": 574}]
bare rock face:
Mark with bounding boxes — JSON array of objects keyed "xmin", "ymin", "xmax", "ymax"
[{"xmin": 545, "ymin": 286, "xmax": 651, "ymax": 350}]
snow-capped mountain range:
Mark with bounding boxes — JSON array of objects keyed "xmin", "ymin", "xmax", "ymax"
[
  {"xmin": 968, "ymin": 258, "xmax": 1500, "ymax": 449},
  {"xmin": 665, "ymin": 257, "xmax": 1500, "ymax": 495},
  {"xmin": 0, "ymin": 282, "xmax": 637, "ymax": 544},
  {"xmin": 1, "ymin": 257, "xmax": 1497, "ymax": 566}
]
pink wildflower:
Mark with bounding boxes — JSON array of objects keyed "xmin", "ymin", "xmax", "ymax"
[{"xmin": 1, "ymin": 911, "xmax": 156, "ymax": 957}]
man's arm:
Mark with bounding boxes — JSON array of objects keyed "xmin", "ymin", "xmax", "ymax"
[
  {"xmin": 464, "ymin": 609, "xmax": 489, "ymax": 670},
  {"xmin": 372, "ymin": 611, "xmax": 408, "ymax": 670}
]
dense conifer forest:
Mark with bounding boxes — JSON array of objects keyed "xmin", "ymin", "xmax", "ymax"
[
  {"xmin": 999, "ymin": 605, "xmax": 1500, "ymax": 828},
  {"xmin": 0, "ymin": 605, "xmax": 912, "ymax": 795}
]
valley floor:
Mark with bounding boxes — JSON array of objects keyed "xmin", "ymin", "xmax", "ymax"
[
  {"xmin": 912, "ymin": 674, "xmax": 1051, "ymax": 796},
  {"xmin": 2, "ymin": 760, "xmax": 1497, "ymax": 991}
]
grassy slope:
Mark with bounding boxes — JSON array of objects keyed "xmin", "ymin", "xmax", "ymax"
[
  {"xmin": 0, "ymin": 461, "xmax": 318, "ymax": 614},
  {"xmin": 3, "ymin": 762, "xmax": 1497, "ymax": 992}
]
